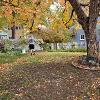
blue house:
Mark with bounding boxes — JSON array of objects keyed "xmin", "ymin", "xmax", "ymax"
[{"xmin": 72, "ymin": 24, "xmax": 100, "ymax": 48}]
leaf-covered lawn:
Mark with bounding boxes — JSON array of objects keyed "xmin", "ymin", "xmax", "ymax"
[{"xmin": 0, "ymin": 52, "xmax": 100, "ymax": 100}]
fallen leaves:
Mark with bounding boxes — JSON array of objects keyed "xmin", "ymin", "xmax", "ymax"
[{"xmin": 0, "ymin": 52, "xmax": 99, "ymax": 99}]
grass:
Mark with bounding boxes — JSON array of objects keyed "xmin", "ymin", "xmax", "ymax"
[
  {"xmin": 49, "ymin": 48, "xmax": 87, "ymax": 52},
  {"xmin": 0, "ymin": 51, "xmax": 85, "ymax": 65},
  {"xmin": 0, "ymin": 52, "xmax": 99, "ymax": 100},
  {"xmin": 0, "ymin": 51, "xmax": 25, "ymax": 64}
]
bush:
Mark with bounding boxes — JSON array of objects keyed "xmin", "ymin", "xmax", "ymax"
[
  {"xmin": 8, "ymin": 50, "xmax": 22, "ymax": 56},
  {"xmin": 48, "ymin": 48, "xmax": 86, "ymax": 52},
  {"xmin": 0, "ymin": 42, "xmax": 5, "ymax": 52},
  {"xmin": 18, "ymin": 37, "xmax": 28, "ymax": 47},
  {"xmin": 3, "ymin": 40, "xmax": 14, "ymax": 52},
  {"xmin": 66, "ymin": 48, "xmax": 86, "ymax": 52},
  {"xmin": 42, "ymin": 43, "xmax": 51, "ymax": 51},
  {"xmin": 0, "ymin": 50, "xmax": 24, "ymax": 64}
]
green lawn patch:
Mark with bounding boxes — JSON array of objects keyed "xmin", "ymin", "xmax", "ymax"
[
  {"xmin": 0, "ymin": 52, "xmax": 85, "ymax": 64},
  {"xmin": 0, "ymin": 51, "xmax": 25, "ymax": 64}
]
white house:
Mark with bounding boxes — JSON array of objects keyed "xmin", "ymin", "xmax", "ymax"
[{"xmin": 0, "ymin": 29, "xmax": 9, "ymax": 39}]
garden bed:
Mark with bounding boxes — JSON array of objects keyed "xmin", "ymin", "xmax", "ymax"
[{"xmin": 72, "ymin": 56, "xmax": 100, "ymax": 71}]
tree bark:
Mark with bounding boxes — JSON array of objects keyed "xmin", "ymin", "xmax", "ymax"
[
  {"xmin": 87, "ymin": 0, "xmax": 99, "ymax": 61},
  {"xmin": 67, "ymin": 0, "xmax": 87, "ymax": 27},
  {"xmin": 30, "ymin": 19, "xmax": 34, "ymax": 34},
  {"xmin": 11, "ymin": 10, "xmax": 16, "ymax": 39},
  {"xmin": 11, "ymin": 22, "xmax": 16, "ymax": 39}
]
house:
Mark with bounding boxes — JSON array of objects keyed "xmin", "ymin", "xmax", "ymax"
[{"xmin": 0, "ymin": 29, "xmax": 9, "ymax": 39}]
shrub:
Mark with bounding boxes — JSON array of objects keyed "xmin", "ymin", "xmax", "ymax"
[
  {"xmin": 48, "ymin": 48, "xmax": 86, "ymax": 52},
  {"xmin": 4, "ymin": 39, "xmax": 14, "ymax": 51},
  {"xmin": 0, "ymin": 42, "xmax": 5, "ymax": 52},
  {"xmin": 0, "ymin": 50, "xmax": 24, "ymax": 64},
  {"xmin": 42, "ymin": 43, "xmax": 51, "ymax": 51},
  {"xmin": 18, "ymin": 37, "xmax": 28, "ymax": 48}
]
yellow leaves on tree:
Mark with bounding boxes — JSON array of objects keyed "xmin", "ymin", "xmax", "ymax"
[
  {"xmin": 62, "ymin": 1, "xmax": 79, "ymax": 29},
  {"xmin": 11, "ymin": 0, "xmax": 19, "ymax": 6},
  {"xmin": 63, "ymin": 1, "xmax": 74, "ymax": 27}
]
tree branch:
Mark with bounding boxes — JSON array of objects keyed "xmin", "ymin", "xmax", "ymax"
[
  {"xmin": 65, "ymin": 9, "xmax": 74, "ymax": 25},
  {"xmin": 67, "ymin": 0, "xmax": 87, "ymax": 26},
  {"xmin": 80, "ymin": 3, "xmax": 90, "ymax": 7},
  {"xmin": 89, "ymin": 0, "xmax": 99, "ymax": 34},
  {"xmin": 98, "ymin": 0, "xmax": 100, "ymax": 15}
]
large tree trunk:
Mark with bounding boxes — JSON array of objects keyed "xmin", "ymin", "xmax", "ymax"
[
  {"xmin": 84, "ymin": 22, "xmax": 99, "ymax": 64},
  {"xmin": 67, "ymin": 0, "xmax": 100, "ymax": 65},
  {"xmin": 88, "ymin": 35, "xmax": 99, "ymax": 59},
  {"xmin": 85, "ymin": 31, "xmax": 99, "ymax": 63},
  {"xmin": 11, "ymin": 23, "xmax": 16, "ymax": 39},
  {"xmin": 11, "ymin": 10, "xmax": 16, "ymax": 39},
  {"xmin": 86, "ymin": 0, "xmax": 99, "ymax": 63}
]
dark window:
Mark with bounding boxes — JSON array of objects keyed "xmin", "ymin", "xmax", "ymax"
[
  {"xmin": 8, "ymin": 27, "xmax": 11, "ymax": 30},
  {"xmin": 16, "ymin": 26, "xmax": 18, "ymax": 30},
  {"xmin": 80, "ymin": 35, "xmax": 85, "ymax": 40}
]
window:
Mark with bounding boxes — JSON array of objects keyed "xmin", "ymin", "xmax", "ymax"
[
  {"xmin": 0, "ymin": 35, "xmax": 7, "ymax": 39},
  {"xmin": 8, "ymin": 27, "xmax": 11, "ymax": 30},
  {"xmin": 4, "ymin": 35, "xmax": 7, "ymax": 39},
  {"xmin": 80, "ymin": 35, "xmax": 85, "ymax": 40},
  {"xmin": 16, "ymin": 26, "xmax": 18, "ymax": 30}
]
